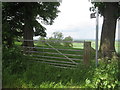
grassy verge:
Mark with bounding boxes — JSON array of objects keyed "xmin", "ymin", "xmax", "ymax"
[
  {"xmin": 2, "ymin": 45, "xmax": 120, "ymax": 88},
  {"xmin": 3, "ymin": 57, "xmax": 119, "ymax": 88}
]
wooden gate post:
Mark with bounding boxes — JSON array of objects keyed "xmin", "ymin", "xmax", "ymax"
[{"xmin": 83, "ymin": 41, "xmax": 91, "ymax": 66}]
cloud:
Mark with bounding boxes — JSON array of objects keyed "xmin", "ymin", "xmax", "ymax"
[
  {"xmin": 44, "ymin": 0, "xmax": 105, "ymax": 40},
  {"xmin": 35, "ymin": 0, "xmax": 119, "ymax": 41},
  {"xmin": 35, "ymin": 0, "xmax": 120, "ymax": 41}
]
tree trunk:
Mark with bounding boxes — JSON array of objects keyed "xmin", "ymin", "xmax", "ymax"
[
  {"xmin": 99, "ymin": 3, "xmax": 118, "ymax": 58},
  {"xmin": 7, "ymin": 36, "xmax": 13, "ymax": 48},
  {"xmin": 23, "ymin": 18, "xmax": 34, "ymax": 47},
  {"xmin": 23, "ymin": 17, "xmax": 34, "ymax": 53},
  {"xmin": 23, "ymin": 3, "xmax": 34, "ymax": 50}
]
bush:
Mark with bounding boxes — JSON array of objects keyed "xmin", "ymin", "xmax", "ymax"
[
  {"xmin": 38, "ymin": 36, "xmax": 46, "ymax": 45},
  {"xmin": 46, "ymin": 37, "xmax": 62, "ymax": 46},
  {"xmin": 2, "ymin": 46, "xmax": 28, "ymax": 74},
  {"xmin": 84, "ymin": 59, "xmax": 119, "ymax": 89},
  {"xmin": 63, "ymin": 36, "xmax": 73, "ymax": 47},
  {"xmin": 46, "ymin": 32, "xmax": 63, "ymax": 46},
  {"xmin": 2, "ymin": 46, "xmax": 120, "ymax": 88},
  {"xmin": 37, "ymin": 32, "xmax": 74, "ymax": 47}
]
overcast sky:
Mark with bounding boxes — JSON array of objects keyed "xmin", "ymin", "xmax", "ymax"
[{"xmin": 36, "ymin": 0, "xmax": 119, "ymax": 40}]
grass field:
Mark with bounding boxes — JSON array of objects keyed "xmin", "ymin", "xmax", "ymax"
[
  {"xmin": 27, "ymin": 43, "xmax": 84, "ymax": 68},
  {"xmin": 15, "ymin": 40, "xmax": 120, "ymax": 53},
  {"xmin": 14, "ymin": 40, "xmax": 120, "ymax": 69},
  {"xmin": 3, "ymin": 41, "xmax": 119, "ymax": 88}
]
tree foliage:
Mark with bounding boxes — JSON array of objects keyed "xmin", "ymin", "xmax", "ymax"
[
  {"xmin": 47, "ymin": 32, "xmax": 63, "ymax": 46},
  {"xmin": 2, "ymin": 2, "xmax": 60, "ymax": 47},
  {"xmin": 91, "ymin": 2, "xmax": 120, "ymax": 58},
  {"xmin": 44, "ymin": 32, "xmax": 73, "ymax": 47},
  {"xmin": 63, "ymin": 36, "xmax": 73, "ymax": 47},
  {"xmin": 52, "ymin": 32, "xmax": 63, "ymax": 40},
  {"xmin": 90, "ymin": 2, "xmax": 120, "ymax": 18}
]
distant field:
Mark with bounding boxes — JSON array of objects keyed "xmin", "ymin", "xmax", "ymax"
[
  {"xmin": 73, "ymin": 43, "xmax": 83, "ymax": 49},
  {"xmin": 13, "ymin": 40, "xmax": 120, "ymax": 68},
  {"xmin": 80, "ymin": 40, "xmax": 120, "ymax": 53},
  {"xmin": 15, "ymin": 40, "xmax": 120, "ymax": 53},
  {"xmin": 15, "ymin": 41, "xmax": 84, "ymax": 67},
  {"xmin": 73, "ymin": 41, "xmax": 120, "ymax": 54}
]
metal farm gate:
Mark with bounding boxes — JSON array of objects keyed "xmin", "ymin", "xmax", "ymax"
[{"xmin": 22, "ymin": 40, "xmax": 91, "ymax": 68}]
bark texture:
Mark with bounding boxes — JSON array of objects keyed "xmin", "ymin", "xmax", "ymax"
[
  {"xmin": 23, "ymin": 3, "xmax": 34, "ymax": 47},
  {"xmin": 99, "ymin": 3, "xmax": 118, "ymax": 58},
  {"xmin": 23, "ymin": 18, "xmax": 34, "ymax": 47}
]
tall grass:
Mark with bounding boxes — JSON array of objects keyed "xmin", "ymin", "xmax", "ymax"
[
  {"xmin": 3, "ymin": 57, "xmax": 119, "ymax": 88},
  {"xmin": 2, "ymin": 41, "xmax": 120, "ymax": 88}
]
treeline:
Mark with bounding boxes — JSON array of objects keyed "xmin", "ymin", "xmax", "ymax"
[{"xmin": 38, "ymin": 31, "xmax": 73, "ymax": 47}]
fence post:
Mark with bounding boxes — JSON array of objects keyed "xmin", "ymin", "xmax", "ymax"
[{"xmin": 83, "ymin": 41, "xmax": 91, "ymax": 66}]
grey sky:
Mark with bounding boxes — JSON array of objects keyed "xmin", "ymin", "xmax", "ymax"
[
  {"xmin": 36, "ymin": 0, "xmax": 119, "ymax": 40},
  {"xmin": 43, "ymin": 0, "xmax": 103, "ymax": 40}
]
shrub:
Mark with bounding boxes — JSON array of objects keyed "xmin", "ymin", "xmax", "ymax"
[
  {"xmin": 3, "ymin": 46, "xmax": 119, "ymax": 88},
  {"xmin": 38, "ymin": 36, "xmax": 46, "ymax": 45},
  {"xmin": 2, "ymin": 46, "xmax": 28, "ymax": 74},
  {"xmin": 63, "ymin": 36, "xmax": 73, "ymax": 47},
  {"xmin": 2, "ymin": 46, "xmax": 30, "ymax": 88},
  {"xmin": 46, "ymin": 37, "xmax": 62, "ymax": 46},
  {"xmin": 84, "ymin": 59, "xmax": 119, "ymax": 89},
  {"xmin": 45, "ymin": 32, "xmax": 63, "ymax": 46}
]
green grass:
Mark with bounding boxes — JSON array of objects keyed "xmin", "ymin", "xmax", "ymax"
[
  {"xmin": 13, "ymin": 40, "xmax": 120, "ymax": 68},
  {"xmin": 28, "ymin": 44, "xmax": 84, "ymax": 67},
  {"xmin": 3, "ymin": 44, "xmax": 120, "ymax": 88},
  {"xmin": 14, "ymin": 40, "xmax": 120, "ymax": 66},
  {"xmin": 3, "ymin": 57, "xmax": 119, "ymax": 88},
  {"xmin": 73, "ymin": 43, "xmax": 83, "ymax": 49},
  {"xmin": 14, "ymin": 41, "xmax": 85, "ymax": 68},
  {"xmin": 14, "ymin": 41, "xmax": 22, "ymax": 46},
  {"xmin": 115, "ymin": 41, "xmax": 120, "ymax": 53},
  {"xmin": 88, "ymin": 41, "xmax": 120, "ymax": 53},
  {"xmin": 14, "ymin": 40, "xmax": 120, "ymax": 51}
]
